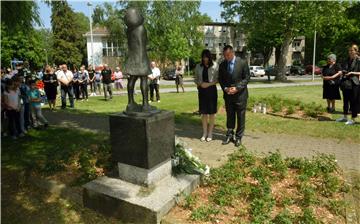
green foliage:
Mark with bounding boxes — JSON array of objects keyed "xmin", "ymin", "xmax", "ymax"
[
  {"xmin": 304, "ymin": 102, "xmax": 324, "ymax": 118},
  {"xmin": 298, "ymin": 182, "xmax": 318, "ymax": 207},
  {"xmin": 2, "ymin": 127, "xmax": 112, "ymax": 185},
  {"xmin": 190, "ymin": 205, "xmax": 220, "ymax": 222},
  {"xmin": 182, "ymin": 194, "xmax": 197, "ymax": 209},
  {"xmin": 297, "ymin": 207, "xmax": 320, "ymax": 224},
  {"xmin": 221, "ymin": 1, "xmax": 351, "ymax": 79},
  {"xmin": 253, "ymin": 95, "xmax": 325, "ymax": 118},
  {"xmin": 96, "ymin": 1, "xmax": 210, "ymax": 65},
  {"xmin": 272, "ymin": 209, "xmax": 295, "ymax": 224},
  {"xmin": 1, "ymin": 1, "xmax": 41, "ymax": 34},
  {"xmin": 262, "ymin": 150, "xmax": 288, "ymax": 179},
  {"xmin": 1, "ymin": 27, "xmax": 45, "ymax": 68},
  {"xmin": 326, "ymin": 199, "xmax": 347, "ymax": 218},
  {"xmin": 50, "ymin": 1, "xmax": 84, "ymax": 66}
]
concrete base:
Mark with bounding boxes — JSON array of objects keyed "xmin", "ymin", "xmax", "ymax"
[
  {"xmin": 117, "ymin": 159, "xmax": 172, "ymax": 186},
  {"xmin": 83, "ymin": 174, "xmax": 200, "ymax": 224}
]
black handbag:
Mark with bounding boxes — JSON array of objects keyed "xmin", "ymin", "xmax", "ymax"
[{"xmin": 340, "ymin": 77, "xmax": 352, "ymax": 90}]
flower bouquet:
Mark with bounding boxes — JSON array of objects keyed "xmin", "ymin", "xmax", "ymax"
[{"xmin": 172, "ymin": 137, "xmax": 210, "ymax": 176}]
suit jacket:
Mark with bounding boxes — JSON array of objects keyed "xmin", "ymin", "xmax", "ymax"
[
  {"xmin": 218, "ymin": 57, "xmax": 250, "ymax": 103},
  {"xmin": 349, "ymin": 57, "xmax": 360, "ymax": 85},
  {"xmin": 194, "ymin": 63, "xmax": 219, "ymax": 85}
]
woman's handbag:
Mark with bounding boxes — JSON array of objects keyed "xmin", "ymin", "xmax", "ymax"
[{"xmin": 340, "ymin": 77, "xmax": 353, "ymax": 90}]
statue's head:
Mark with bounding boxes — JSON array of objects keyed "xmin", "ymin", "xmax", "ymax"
[{"xmin": 124, "ymin": 8, "xmax": 144, "ymax": 28}]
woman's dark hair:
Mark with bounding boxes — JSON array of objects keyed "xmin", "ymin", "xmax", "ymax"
[{"xmin": 201, "ymin": 49, "xmax": 214, "ymax": 67}]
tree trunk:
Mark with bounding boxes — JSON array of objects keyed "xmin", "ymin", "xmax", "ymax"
[
  {"xmin": 275, "ymin": 34, "xmax": 292, "ymax": 81},
  {"xmin": 262, "ymin": 47, "xmax": 273, "ymax": 67}
]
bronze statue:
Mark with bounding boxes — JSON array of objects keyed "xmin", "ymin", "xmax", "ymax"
[{"xmin": 124, "ymin": 7, "xmax": 157, "ymax": 115}]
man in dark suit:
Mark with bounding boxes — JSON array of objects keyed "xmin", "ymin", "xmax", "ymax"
[{"xmin": 218, "ymin": 45, "xmax": 250, "ymax": 147}]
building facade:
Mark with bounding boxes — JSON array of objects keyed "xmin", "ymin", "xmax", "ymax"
[
  {"xmin": 200, "ymin": 22, "xmax": 305, "ymax": 66},
  {"xmin": 84, "ymin": 24, "xmax": 305, "ymax": 68},
  {"xmin": 84, "ymin": 27, "xmax": 122, "ymax": 68},
  {"xmin": 201, "ymin": 22, "xmax": 247, "ymax": 62}
]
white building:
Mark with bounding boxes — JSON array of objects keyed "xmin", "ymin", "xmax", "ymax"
[
  {"xmin": 201, "ymin": 22, "xmax": 247, "ymax": 62},
  {"xmin": 83, "ymin": 27, "xmax": 122, "ymax": 68}
]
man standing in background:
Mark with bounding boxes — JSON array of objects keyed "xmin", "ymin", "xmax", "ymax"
[
  {"xmin": 56, "ymin": 64, "xmax": 74, "ymax": 109},
  {"xmin": 148, "ymin": 61, "xmax": 161, "ymax": 102},
  {"xmin": 101, "ymin": 64, "xmax": 113, "ymax": 101}
]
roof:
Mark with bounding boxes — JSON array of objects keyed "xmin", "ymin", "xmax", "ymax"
[
  {"xmin": 84, "ymin": 26, "xmax": 109, "ymax": 37},
  {"xmin": 203, "ymin": 22, "xmax": 236, "ymax": 27}
]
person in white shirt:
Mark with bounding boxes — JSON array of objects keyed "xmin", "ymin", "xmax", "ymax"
[
  {"xmin": 56, "ymin": 64, "xmax": 74, "ymax": 109},
  {"xmin": 148, "ymin": 61, "xmax": 161, "ymax": 102},
  {"xmin": 114, "ymin": 66, "xmax": 124, "ymax": 90}
]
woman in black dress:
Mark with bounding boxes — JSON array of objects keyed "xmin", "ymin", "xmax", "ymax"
[
  {"xmin": 194, "ymin": 49, "xmax": 218, "ymax": 142},
  {"xmin": 338, "ymin": 44, "xmax": 360, "ymax": 125},
  {"xmin": 43, "ymin": 66, "xmax": 58, "ymax": 110},
  {"xmin": 321, "ymin": 54, "xmax": 342, "ymax": 113}
]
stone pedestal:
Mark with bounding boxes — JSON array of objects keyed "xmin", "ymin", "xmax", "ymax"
[
  {"xmin": 110, "ymin": 110, "xmax": 175, "ymax": 170},
  {"xmin": 83, "ymin": 110, "xmax": 200, "ymax": 224}
]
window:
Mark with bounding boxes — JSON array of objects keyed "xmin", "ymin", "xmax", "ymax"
[
  {"xmin": 219, "ymin": 43, "xmax": 222, "ymax": 47},
  {"xmin": 102, "ymin": 39, "xmax": 120, "ymax": 57},
  {"xmin": 292, "ymin": 41, "xmax": 301, "ymax": 48}
]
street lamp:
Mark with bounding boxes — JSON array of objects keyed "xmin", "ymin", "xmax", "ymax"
[
  {"xmin": 87, "ymin": 2, "xmax": 95, "ymax": 67},
  {"xmin": 44, "ymin": 48, "xmax": 48, "ymax": 65}
]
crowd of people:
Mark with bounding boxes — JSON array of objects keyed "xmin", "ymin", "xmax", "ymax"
[
  {"xmin": 2, "ymin": 44, "xmax": 358, "ymax": 141},
  {"xmin": 1, "ymin": 61, "xmax": 164, "ymax": 139}
]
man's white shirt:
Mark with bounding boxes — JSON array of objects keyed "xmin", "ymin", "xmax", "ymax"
[
  {"xmin": 57, "ymin": 70, "xmax": 74, "ymax": 85},
  {"xmin": 149, "ymin": 67, "xmax": 161, "ymax": 84}
]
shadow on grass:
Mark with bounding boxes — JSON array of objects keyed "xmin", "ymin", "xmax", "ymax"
[
  {"xmin": 1, "ymin": 169, "xmax": 118, "ymax": 224},
  {"xmin": 2, "ymin": 127, "xmax": 113, "ymax": 186}
]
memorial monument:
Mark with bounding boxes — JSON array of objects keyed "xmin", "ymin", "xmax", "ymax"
[{"xmin": 82, "ymin": 8, "xmax": 200, "ymax": 224}]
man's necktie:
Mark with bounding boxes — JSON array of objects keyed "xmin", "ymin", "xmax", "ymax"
[{"xmin": 227, "ymin": 61, "xmax": 232, "ymax": 74}]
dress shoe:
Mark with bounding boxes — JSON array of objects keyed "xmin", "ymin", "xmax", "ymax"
[
  {"xmin": 234, "ymin": 138, "xmax": 242, "ymax": 147},
  {"xmin": 222, "ymin": 135, "xmax": 233, "ymax": 145}
]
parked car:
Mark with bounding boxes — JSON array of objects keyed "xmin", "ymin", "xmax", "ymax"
[
  {"xmin": 265, "ymin": 66, "xmax": 276, "ymax": 76},
  {"xmin": 305, "ymin": 65, "xmax": 321, "ymax": 75},
  {"xmin": 249, "ymin": 66, "xmax": 265, "ymax": 77},
  {"xmin": 265, "ymin": 65, "xmax": 291, "ymax": 76},
  {"xmin": 162, "ymin": 68, "xmax": 177, "ymax": 80},
  {"xmin": 289, "ymin": 65, "xmax": 305, "ymax": 75}
]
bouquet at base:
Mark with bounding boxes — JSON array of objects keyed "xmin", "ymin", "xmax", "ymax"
[{"xmin": 172, "ymin": 137, "xmax": 210, "ymax": 176}]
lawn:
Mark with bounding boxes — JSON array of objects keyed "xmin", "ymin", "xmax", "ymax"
[
  {"xmin": 50, "ymin": 85, "xmax": 360, "ymax": 143},
  {"xmin": 2, "ymin": 85, "xmax": 359, "ymax": 223}
]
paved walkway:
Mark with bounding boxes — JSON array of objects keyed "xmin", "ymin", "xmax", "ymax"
[
  {"xmin": 110, "ymin": 80, "xmax": 322, "ymax": 95},
  {"xmin": 44, "ymin": 111, "xmax": 359, "ymax": 172}
]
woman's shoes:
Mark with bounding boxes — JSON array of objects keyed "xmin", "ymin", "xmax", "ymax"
[{"xmin": 200, "ymin": 134, "xmax": 213, "ymax": 142}]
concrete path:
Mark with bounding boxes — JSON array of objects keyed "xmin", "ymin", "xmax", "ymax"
[{"xmin": 44, "ymin": 111, "xmax": 359, "ymax": 172}]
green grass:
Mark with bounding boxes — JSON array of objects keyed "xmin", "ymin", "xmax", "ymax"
[
  {"xmin": 2, "ymin": 127, "xmax": 113, "ymax": 185},
  {"xmin": 55, "ymin": 85, "xmax": 359, "ymax": 143}
]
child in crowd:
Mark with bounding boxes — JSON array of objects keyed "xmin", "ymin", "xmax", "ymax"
[
  {"xmin": 3, "ymin": 79, "xmax": 23, "ymax": 139},
  {"xmin": 94, "ymin": 68, "xmax": 102, "ymax": 95},
  {"xmin": 28, "ymin": 80, "xmax": 48, "ymax": 128}
]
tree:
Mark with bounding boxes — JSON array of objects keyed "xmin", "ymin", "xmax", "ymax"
[
  {"xmin": 1, "ymin": 1, "xmax": 41, "ymax": 34},
  {"xmin": 50, "ymin": 1, "xmax": 83, "ymax": 67},
  {"xmin": 93, "ymin": 1, "xmax": 209, "ymax": 68},
  {"xmin": 221, "ymin": 1, "xmax": 346, "ymax": 81},
  {"xmin": 0, "ymin": 1, "xmax": 46, "ymax": 68},
  {"xmin": 304, "ymin": 2, "xmax": 360, "ymax": 65},
  {"xmin": 146, "ymin": 1, "xmax": 209, "ymax": 65}
]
